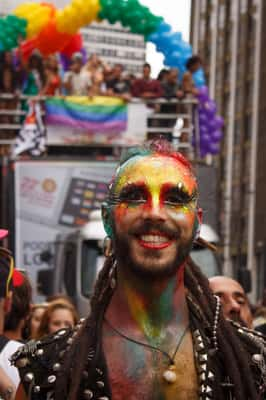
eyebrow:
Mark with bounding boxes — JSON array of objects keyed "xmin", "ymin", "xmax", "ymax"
[{"xmin": 163, "ymin": 184, "xmax": 198, "ymax": 201}]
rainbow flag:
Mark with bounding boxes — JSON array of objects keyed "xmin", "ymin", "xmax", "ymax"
[{"xmin": 45, "ymin": 96, "xmax": 127, "ymax": 133}]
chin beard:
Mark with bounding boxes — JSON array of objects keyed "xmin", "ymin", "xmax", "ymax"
[{"xmin": 113, "ymin": 233, "xmax": 193, "ymax": 280}]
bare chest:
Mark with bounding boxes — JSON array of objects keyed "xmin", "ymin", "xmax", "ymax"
[{"xmin": 103, "ymin": 332, "xmax": 199, "ymax": 400}]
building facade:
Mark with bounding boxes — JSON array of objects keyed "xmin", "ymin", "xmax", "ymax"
[
  {"xmin": 190, "ymin": 0, "xmax": 266, "ymax": 298},
  {"xmin": 81, "ymin": 21, "xmax": 146, "ymax": 76}
]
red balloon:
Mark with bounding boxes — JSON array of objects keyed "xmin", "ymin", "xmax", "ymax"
[
  {"xmin": 19, "ymin": 38, "xmax": 38, "ymax": 61},
  {"xmin": 61, "ymin": 33, "xmax": 83, "ymax": 58},
  {"xmin": 36, "ymin": 21, "xmax": 72, "ymax": 56}
]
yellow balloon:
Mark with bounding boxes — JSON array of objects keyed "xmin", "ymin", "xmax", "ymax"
[{"xmin": 14, "ymin": 3, "xmax": 39, "ymax": 18}]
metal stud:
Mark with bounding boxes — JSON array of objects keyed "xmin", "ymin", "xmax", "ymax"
[
  {"xmin": 58, "ymin": 329, "xmax": 67, "ymax": 336},
  {"xmin": 82, "ymin": 370, "xmax": 89, "ymax": 379},
  {"xmin": 47, "ymin": 375, "xmax": 56, "ymax": 384},
  {"xmin": 36, "ymin": 348, "xmax": 44, "ymax": 356},
  {"xmin": 96, "ymin": 368, "xmax": 103, "ymax": 375},
  {"xmin": 252, "ymin": 353, "xmax": 263, "ymax": 363},
  {"xmin": 67, "ymin": 338, "xmax": 73, "ymax": 345},
  {"xmin": 52, "ymin": 363, "xmax": 61, "ymax": 372},
  {"xmin": 24, "ymin": 372, "xmax": 34, "ymax": 383},
  {"xmin": 83, "ymin": 389, "xmax": 93, "ymax": 399},
  {"xmin": 97, "ymin": 381, "xmax": 104, "ymax": 388},
  {"xmin": 199, "ymin": 364, "xmax": 207, "ymax": 372},
  {"xmin": 199, "ymin": 354, "xmax": 208, "ymax": 362},
  {"xmin": 208, "ymin": 371, "xmax": 214, "ymax": 380},
  {"xmin": 206, "ymin": 385, "xmax": 212, "ymax": 393},
  {"xmin": 200, "ymin": 373, "xmax": 206, "ymax": 381},
  {"xmin": 98, "ymin": 397, "xmax": 109, "ymax": 400},
  {"xmin": 33, "ymin": 386, "xmax": 41, "ymax": 393}
]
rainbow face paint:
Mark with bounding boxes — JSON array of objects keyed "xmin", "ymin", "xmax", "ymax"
[{"xmin": 104, "ymin": 153, "xmax": 199, "ymax": 279}]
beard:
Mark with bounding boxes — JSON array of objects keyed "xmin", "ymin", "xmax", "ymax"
[{"xmin": 113, "ymin": 221, "xmax": 194, "ymax": 280}]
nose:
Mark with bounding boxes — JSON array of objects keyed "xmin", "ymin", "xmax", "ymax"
[
  {"xmin": 225, "ymin": 297, "xmax": 241, "ymax": 318},
  {"xmin": 142, "ymin": 195, "xmax": 166, "ymax": 221}
]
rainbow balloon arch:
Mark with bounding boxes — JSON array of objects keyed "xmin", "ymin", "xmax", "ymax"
[{"xmin": 0, "ymin": 0, "xmax": 224, "ymax": 156}]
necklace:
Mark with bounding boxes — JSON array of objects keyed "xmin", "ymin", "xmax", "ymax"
[{"xmin": 104, "ymin": 318, "xmax": 190, "ymax": 384}]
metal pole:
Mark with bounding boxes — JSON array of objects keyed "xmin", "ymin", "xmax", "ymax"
[
  {"xmin": 247, "ymin": 0, "xmax": 262, "ymax": 301},
  {"xmin": 191, "ymin": 0, "xmax": 200, "ymax": 53},
  {"xmin": 223, "ymin": 1, "xmax": 239, "ymax": 276},
  {"xmin": 209, "ymin": 0, "xmax": 218, "ymax": 98}
]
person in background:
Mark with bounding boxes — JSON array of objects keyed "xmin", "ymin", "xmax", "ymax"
[
  {"xmin": 105, "ymin": 63, "xmax": 131, "ymax": 101},
  {"xmin": 0, "ymin": 231, "xmax": 21, "ymax": 393},
  {"xmin": 81, "ymin": 53, "xmax": 111, "ymax": 96},
  {"xmin": 209, "ymin": 275, "xmax": 253, "ymax": 328},
  {"xmin": 157, "ymin": 68, "xmax": 169, "ymax": 84},
  {"xmin": 131, "ymin": 62, "xmax": 163, "ymax": 99},
  {"xmin": 162, "ymin": 68, "xmax": 184, "ymax": 100},
  {"xmin": 21, "ymin": 51, "xmax": 45, "ymax": 96},
  {"xmin": 63, "ymin": 52, "xmax": 91, "ymax": 96},
  {"xmin": 23, "ymin": 303, "xmax": 48, "ymax": 340},
  {"xmin": 42, "ymin": 55, "xmax": 61, "ymax": 96},
  {"xmin": 4, "ymin": 270, "xmax": 32, "ymax": 342},
  {"xmin": 36, "ymin": 301, "xmax": 78, "ymax": 338},
  {"xmin": 182, "ymin": 55, "xmax": 202, "ymax": 96}
]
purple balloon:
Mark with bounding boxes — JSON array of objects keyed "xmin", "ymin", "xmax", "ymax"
[
  {"xmin": 208, "ymin": 141, "xmax": 220, "ymax": 155},
  {"xmin": 197, "ymin": 85, "xmax": 209, "ymax": 102},
  {"xmin": 211, "ymin": 130, "xmax": 223, "ymax": 142},
  {"xmin": 205, "ymin": 100, "xmax": 217, "ymax": 117},
  {"xmin": 200, "ymin": 133, "xmax": 211, "ymax": 147},
  {"xmin": 60, "ymin": 53, "xmax": 71, "ymax": 71},
  {"xmin": 80, "ymin": 47, "xmax": 87, "ymax": 64},
  {"xmin": 214, "ymin": 115, "xmax": 224, "ymax": 129}
]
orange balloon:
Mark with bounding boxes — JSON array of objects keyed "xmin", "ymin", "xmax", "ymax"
[{"xmin": 35, "ymin": 20, "xmax": 72, "ymax": 56}]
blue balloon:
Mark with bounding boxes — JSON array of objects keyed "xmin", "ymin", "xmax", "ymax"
[{"xmin": 157, "ymin": 21, "xmax": 172, "ymax": 34}]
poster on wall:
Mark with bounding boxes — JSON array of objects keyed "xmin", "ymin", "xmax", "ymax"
[{"xmin": 15, "ymin": 160, "xmax": 116, "ymax": 299}]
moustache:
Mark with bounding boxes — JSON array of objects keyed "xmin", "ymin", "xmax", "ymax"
[{"xmin": 128, "ymin": 221, "xmax": 180, "ymax": 240}]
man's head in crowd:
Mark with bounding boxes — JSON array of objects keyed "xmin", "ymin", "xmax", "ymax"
[
  {"xmin": 112, "ymin": 64, "xmax": 123, "ymax": 79},
  {"xmin": 186, "ymin": 55, "xmax": 202, "ymax": 73},
  {"xmin": 209, "ymin": 275, "xmax": 253, "ymax": 328},
  {"xmin": 70, "ymin": 53, "xmax": 83, "ymax": 73},
  {"xmin": 142, "ymin": 62, "xmax": 151, "ymax": 80},
  {"xmin": 102, "ymin": 139, "xmax": 201, "ymax": 279}
]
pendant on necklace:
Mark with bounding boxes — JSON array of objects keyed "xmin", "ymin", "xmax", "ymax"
[{"xmin": 163, "ymin": 364, "xmax": 177, "ymax": 383}]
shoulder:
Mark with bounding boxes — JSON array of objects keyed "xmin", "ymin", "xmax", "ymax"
[{"xmin": 11, "ymin": 322, "xmax": 83, "ymax": 398}]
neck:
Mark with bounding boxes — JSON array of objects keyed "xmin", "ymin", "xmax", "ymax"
[{"xmin": 106, "ymin": 263, "xmax": 188, "ymax": 343}]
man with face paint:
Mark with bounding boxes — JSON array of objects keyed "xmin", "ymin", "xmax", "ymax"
[{"xmin": 13, "ymin": 140, "xmax": 266, "ymax": 400}]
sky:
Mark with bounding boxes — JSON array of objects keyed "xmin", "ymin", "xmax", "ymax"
[{"xmin": 141, "ymin": 0, "xmax": 192, "ymax": 77}]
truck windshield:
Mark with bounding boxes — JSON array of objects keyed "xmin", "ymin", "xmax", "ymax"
[
  {"xmin": 81, "ymin": 240, "xmax": 104, "ymax": 298},
  {"xmin": 190, "ymin": 248, "xmax": 220, "ymax": 277}
]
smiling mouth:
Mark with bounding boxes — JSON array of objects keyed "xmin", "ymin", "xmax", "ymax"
[{"xmin": 137, "ymin": 233, "xmax": 173, "ymax": 250}]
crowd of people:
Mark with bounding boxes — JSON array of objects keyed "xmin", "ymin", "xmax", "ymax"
[{"xmin": 0, "ymin": 50, "xmax": 202, "ymax": 101}]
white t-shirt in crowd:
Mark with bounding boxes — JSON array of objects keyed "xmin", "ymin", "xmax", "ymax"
[
  {"xmin": 0, "ymin": 340, "xmax": 22, "ymax": 389},
  {"xmin": 63, "ymin": 71, "xmax": 92, "ymax": 95}
]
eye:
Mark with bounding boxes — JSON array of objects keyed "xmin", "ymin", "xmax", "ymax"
[
  {"xmin": 119, "ymin": 186, "xmax": 147, "ymax": 204},
  {"xmin": 164, "ymin": 188, "xmax": 194, "ymax": 205}
]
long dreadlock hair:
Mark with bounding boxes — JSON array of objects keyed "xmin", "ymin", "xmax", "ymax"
[{"xmin": 55, "ymin": 140, "xmax": 260, "ymax": 400}]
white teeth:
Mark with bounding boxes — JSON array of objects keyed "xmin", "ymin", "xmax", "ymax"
[{"xmin": 140, "ymin": 235, "xmax": 169, "ymax": 243}]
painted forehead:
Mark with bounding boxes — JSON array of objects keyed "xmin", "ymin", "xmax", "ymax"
[{"xmin": 113, "ymin": 154, "xmax": 198, "ymax": 194}]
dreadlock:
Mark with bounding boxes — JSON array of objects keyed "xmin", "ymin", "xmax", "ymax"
[{"xmin": 55, "ymin": 140, "xmax": 260, "ymax": 399}]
